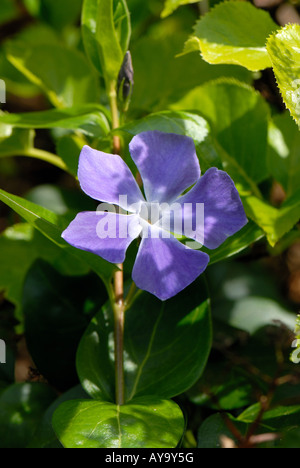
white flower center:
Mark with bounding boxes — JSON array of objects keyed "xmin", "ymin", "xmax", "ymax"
[{"xmin": 138, "ymin": 201, "xmax": 164, "ymax": 225}]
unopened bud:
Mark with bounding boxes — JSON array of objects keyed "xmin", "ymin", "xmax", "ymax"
[{"xmin": 117, "ymin": 51, "xmax": 134, "ymax": 112}]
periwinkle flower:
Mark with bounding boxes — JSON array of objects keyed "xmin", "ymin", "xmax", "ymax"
[{"xmin": 62, "ymin": 131, "xmax": 247, "ymax": 300}]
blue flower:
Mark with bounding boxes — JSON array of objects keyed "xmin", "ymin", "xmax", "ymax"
[{"xmin": 62, "ymin": 131, "xmax": 247, "ymax": 300}]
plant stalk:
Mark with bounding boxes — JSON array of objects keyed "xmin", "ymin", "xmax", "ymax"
[{"xmin": 109, "ymin": 81, "xmax": 125, "ymax": 405}]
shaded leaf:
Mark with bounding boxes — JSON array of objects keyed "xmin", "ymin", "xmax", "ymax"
[
  {"xmin": 0, "ymin": 383, "xmax": 56, "ymax": 448},
  {"xmin": 77, "ymin": 279, "xmax": 212, "ymax": 401},
  {"xmin": 23, "ymin": 260, "xmax": 107, "ymax": 391}
]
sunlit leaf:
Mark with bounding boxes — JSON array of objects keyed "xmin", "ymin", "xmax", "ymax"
[
  {"xmin": 53, "ymin": 397, "xmax": 184, "ymax": 448},
  {"xmin": 267, "ymin": 24, "xmax": 300, "ymax": 127},
  {"xmin": 184, "ymin": 1, "xmax": 278, "ymax": 71}
]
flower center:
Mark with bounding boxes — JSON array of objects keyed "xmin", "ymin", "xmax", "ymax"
[{"xmin": 138, "ymin": 202, "xmax": 163, "ymax": 225}]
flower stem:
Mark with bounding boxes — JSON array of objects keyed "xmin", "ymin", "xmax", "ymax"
[{"xmin": 109, "ymin": 81, "xmax": 125, "ymax": 406}]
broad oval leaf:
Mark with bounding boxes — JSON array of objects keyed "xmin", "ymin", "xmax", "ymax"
[
  {"xmin": 52, "ymin": 397, "xmax": 184, "ymax": 448},
  {"xmin": 77, "ymin": 279, "xmax": 212, "ymax": 401},
  {"xmin": 267, "ymin": 24, "xmax": 300, "ymax": 127},
  {"xmin": 171, "ymin": 79, "xmax": 270, "ymax": 185},
  {"xmin": 184, "ymin": 1, "xmax": 278, "ymax": 71}
]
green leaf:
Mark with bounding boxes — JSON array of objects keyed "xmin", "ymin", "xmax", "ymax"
[
  {"xmin": 184, "ymin": 1, "xmax": 278, "ymax": 71},
  {"xmin": 5, "ymin": 42, "xmax": 100, "ymax": 107},
  {"xmin": 131, "ymin": 32, "xmax": 251, "ymax": 113},
  {"xmin": 82, "ymin": 0, "xmax": 131, "ymax": 86},
  {"xmin": 267, "ymin": 24, "xmax": 300, "ymax": 127},
  {"xmin": 38, "ymin": 0, "xmax": 83, "ymax": 29},
  {"xmin": 0, "ymin": 0, "xmax": 19, "ymax": 24},
  {"xmin": 23, "ymin": 260, "xmax": 107, "ymax": 391},
  {"xmin": 209, "ymin": 261, "xmax": 297, "ymax": 334},
  {"xmin": 161, "ymin": 0, "xmax": 200, "ymax": 18},
  {"xmin": 0, "ymin": 188, "xmax": 116, "ymax": 281},
  {"xmin": 0, "ymin": 383, "xmax": 57, "ymax": 448},
  {"xmin": 189, "ymin": 364, "xmax": 255, "ymax": 411},
  {"xmin": 171, "ymin": 79, "xmax": 270, "ymax": 185},
  {"xmin": 197, "ymin": 413, "xmax": 247, "ymax": 448},
  {"xmin": 0, "ymin": 223, "xmax": 89, "ymax": 327},
  {"xmin": 0, "ymin": 105, "xmax": 110, "ymax": 138},
  {"xmin": 0, "ymin": 127, "xmax": 34, "ymax": 157},
  {"xmin": 77, "ymin": 279, "xmax": 211, "ymax": 401},
  {"xmin": 118, "ymin": 110, "xmax": 210, "ymax": 142},
  {"xmin": 29, "ymin": 385, "xmax": 90, "ymax": 449},
  {"xmin": 56, "ymin": 135, "xmax": 83, "ymax": 177},
  {"xmin": 268, "ymin": 112, "xmax": 300, "ymax": 197},
  {"xmin": 238, "ymin": 404, "xmax": 300, "ymax": 432},
  {"xmin": 243, "ymin": 191, "xmax": 300, "ymax": 246},
  {"xmin": 52, "ymin": 397, "xmax": 184, "ymax": 448},
  {"xmin": 206, "ymin": 221, "xmax": 264, "ymax": 265}
]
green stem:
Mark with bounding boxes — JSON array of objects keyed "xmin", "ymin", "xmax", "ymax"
[{"xmin": 109, "ymin": 81, "xmax": 125, "ymax": 406}]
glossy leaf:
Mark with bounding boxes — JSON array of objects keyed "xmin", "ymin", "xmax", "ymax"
[
  {"xmin": 0, "ymin": 383, "xmax": 56, "ymax": 449},
  {"xmin": 0, "ymin": 105, "xmax": 110, "ymax": 138},
  {"xmin": 0, "ymin": 188, "xmax": 116, "ymax": 281},
  {"xmin": 171, "ymin": 79, "xmax": 270, "ymax": 185},
  {"xmin": 29, "ymin": 385, "xmax": 90, "ymax": 449},
  {"xmin": 244, "ymin": 190, "xmax": 300, "ymax": 246},
  {"xmin": 184, "ymin": 1, "xmax": 278, "ymax": 71},
  {"xmin": 118, "ymin": 110, "xmax": 210, "ymax": 146},
  {"xmin": 267, "ymin": 24, "xmax": 300, "ymax": 127},
  {"xmin": 5, "ymin": 42, "xmax": 100, "ymax": 107},
  {"xmin": 77, "ymin": 279, "xmax": 212, "ymax": 401},
  {"xmin": 206, "ymin": 221, "xmax": 264, "ymax": 265},
  {"xmin": 53, "ymin": 397, "xmax": 184, "ymax": 448},
  {"xmin": 131, "ymin": 32, "xmax": 251, "ymax": 113},
  {"xmin": 238, "ymin": 404, "xmax": 300, "ymax": 431}
]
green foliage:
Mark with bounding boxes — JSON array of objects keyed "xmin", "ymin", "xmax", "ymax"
[
  {"xmin": 82, "ymin": 0, "xmax": 131, "ymax": 88},
  {"xmin": 161, "ymin": 0, "xmax": 200, "ymax": 18},
  {"xmin": 23, "ymin": 260, "xmax": 107, "ymax": 391},
  {"xmin": 0, "ymin": 0, "xmax": 300, "ymax": 450},
  {"xmin": 183, "ymin": 1, "xmax": 278, "ymax": 71},
  {"xmin": 5, "ymin": 42, "xmax": 100, "ymax": 108},
  {"xmin": 76, "ymin": 279, "xmax": 211, "ymax": 401},
  {"xmin": 53, "ymin": 397, "xmax": 184, "ymax": 448},
  {"xmin": 267, "ymin": 24, "xmax": 300, "ymax": 127},
  {"xmin": 0, "ymin": 383, "xmax": 57, "ymax": 449}
]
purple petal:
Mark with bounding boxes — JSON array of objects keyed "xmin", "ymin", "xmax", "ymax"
[
  {"xmin": 78, "ymin": 145, "xmax": 144, "ymax": 211},
  {"xmin": 62, "ymin": 212, "xmax": 141, "ymax": 264},
  {"xmin": 129, "ymin": 131, "xmax": 200, "ymax": 204},
  {"xmin": 162, "ymin": 168, "xmax": 248, "ymax": 250},
  {"xmin": 132, "ymin": 225, "xmax": 209, "ymax": 301}
]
